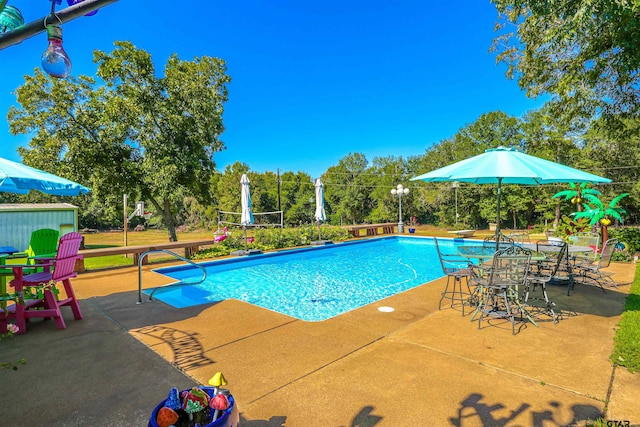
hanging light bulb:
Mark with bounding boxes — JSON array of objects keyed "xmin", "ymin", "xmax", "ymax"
[
  {"xmin": 41, "ymin": 24, "xmax": 72, "ymax": 78},
  {"xmin": 66, "ymin": 0, "xmax": 98, "ymax": 16}
]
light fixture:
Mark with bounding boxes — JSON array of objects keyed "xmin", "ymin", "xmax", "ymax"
[
  {"xmin": 41, "ymin": 22, "xmax": 71, "ymax": 78},
  {"xmin": 0, "ymin": 4, "xmax": 24, "ymax": 33},
  {"xmin": 391, "ymin": 184, "xmax": 410, "ymax": 233}
]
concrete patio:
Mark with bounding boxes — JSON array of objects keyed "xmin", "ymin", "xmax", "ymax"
[{"xmin": 0, "ymin": 257, "xmax": 638, "ymax": 426}]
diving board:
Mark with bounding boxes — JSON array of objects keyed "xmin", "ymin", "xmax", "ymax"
[{"xmin": 447, "ymin": 230, "xmax": 476, "ymax": 238}]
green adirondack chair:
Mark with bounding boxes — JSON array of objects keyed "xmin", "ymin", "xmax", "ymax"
[{"xmin": 24, "ymin": 228, "xmax": 60, "ymax": 263}]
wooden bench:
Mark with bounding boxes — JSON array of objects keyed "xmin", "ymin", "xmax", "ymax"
[
  {"xmin": 447, "ymin": 229, "xmax": 477, "ymax": 238},
  {"xmin": 347, "ymin": 223, "xmax": 398, "ymax": 238},
  {"xmin": 77, "ymin": 239, "xmax": 216, "ymax": 271}
]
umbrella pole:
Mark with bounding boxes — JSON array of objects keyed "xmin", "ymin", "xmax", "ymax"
[
  {"xmin": 495, "ymin": 178, "xmax": 502, "ymax": 250},
  {"xmin": 243, "ymin": 226, "xmax": 248, "ymax": 251},
  {"xmin": 317, "ymin": 221, "xmax": 321, "ymax": 241}
]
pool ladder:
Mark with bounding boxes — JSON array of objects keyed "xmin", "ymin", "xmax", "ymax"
[{"xmin": 137, "ymin": 249, "xmax": 207, "ymax": 304}]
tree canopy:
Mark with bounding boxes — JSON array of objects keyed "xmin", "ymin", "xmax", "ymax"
[
  {"xmin": 9, "ymin": 42, "xmax": 230, "ymax": 240},
  {"xmin": 491, "ymin": 0, "xmax": 640, "ymax": 122}
]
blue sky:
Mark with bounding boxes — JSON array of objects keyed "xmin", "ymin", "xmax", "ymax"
[{"xmin": 0, "ymin": 0, "xmax": 545, "ymax": 178}]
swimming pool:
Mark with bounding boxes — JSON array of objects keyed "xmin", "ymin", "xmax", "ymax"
[{"xmin": 148, "ymin": 236, "xmax": 463, "ymax": 321}]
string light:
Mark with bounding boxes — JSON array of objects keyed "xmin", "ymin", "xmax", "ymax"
[
  {"xmin": 41, "ymin": 0, "xmax": 71, "ymax": 78},
  {"xmin": 0, "ymin": 4, "xmax": 24, "ymax": 33}
]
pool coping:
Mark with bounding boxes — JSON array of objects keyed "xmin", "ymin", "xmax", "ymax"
[{"xmin": 3, "ymin": 241, "xmax": 638, "ymax": 425}]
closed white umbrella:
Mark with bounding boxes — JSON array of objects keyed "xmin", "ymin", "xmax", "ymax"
[
  {"xmin": 314, "ymin": 178, "xmax": 326, "ymax": 241},
  {"xmin": 240, "ymin": 174, "xmax": 254, "ymax": 250}
]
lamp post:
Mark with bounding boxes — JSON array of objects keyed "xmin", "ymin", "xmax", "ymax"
[
  {"xmin": 452, "ymin": 181, "xmax": 459, "ymax": 225},
  {"xmin": 391, "ymin": 184, "xmax": 409, "ymax": 233}
]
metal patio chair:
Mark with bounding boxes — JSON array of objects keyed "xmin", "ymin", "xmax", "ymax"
[
  {"xmin": 523, "ymin": 240, "xmax": 568, "ymax": 323},
  {"xmin": 434, "ymin": 237, "xmax": 476, "ymax": 315},
  {"xmin": 573, "ymin": 238, "xmax": 619, "ymax": 292},
  {"xmin": 568, "ymin": 232, "xmax": 600, "ymax": 262},
  {"xmin": 476, "ymin": 245, "xmax": 533, "ymax": 334}
]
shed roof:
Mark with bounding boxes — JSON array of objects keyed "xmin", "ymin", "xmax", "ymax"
[{"xmin": 0, "ymin": 203, "xmax": 78, "ymax": 211}]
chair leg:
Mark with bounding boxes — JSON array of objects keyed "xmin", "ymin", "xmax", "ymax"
[
  {"xmin": 477, "ymin": 287, "xmax": 496, "ymax": 330},
  {"xmin": 501, "ymin": 289, "xmax": 515, "ymax": 335},
  {"xmin": 13, "ymin": 290, "xmax": 27, "ymax": 334},
  {"xmin": 60, "ymin": 278, "xmax": 83, "ymax": 320},
  {"xmin": 438, "ymin": 277, "xmax": 453, "ymax": 310},
  {"xmin": 540, "ymin": 284, "xmax": 557, "ymax": 324},
  {"xmin": 42, "ymin": 289, "xmax": 66, "ymax": 330},
  {"xmin": 439, "ymin": 275, "xmax": 470, "ymax": 316}
]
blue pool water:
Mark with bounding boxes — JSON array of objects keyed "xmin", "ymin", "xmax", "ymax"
[{"xmin": 148, "ymin": 236, "xmax": 462, "ymax": 321}]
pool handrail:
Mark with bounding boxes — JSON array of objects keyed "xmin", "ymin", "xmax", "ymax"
[{"xmin": 137, "ymin": 249, "xmax": 207, "ymax": 304}]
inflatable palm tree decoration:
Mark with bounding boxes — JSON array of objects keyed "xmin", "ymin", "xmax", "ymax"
[
  {"xmin": 553, "ymin": 182, "xmax": 601, "ymax": 212},
  {"xmin": 572, "ymin": 193, "xmax": 629, "ymax": 244}
]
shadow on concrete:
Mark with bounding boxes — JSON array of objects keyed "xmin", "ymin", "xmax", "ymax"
[
  {"xmin": 239, "ymin": 414, "xmax": 287, "ymax": 426},
  {"xmin": 85, "ymin": 290, "xmax": 215, "ymax": 330},
  {"xmin": 134, "ymin": 324, "xmax": 215, "ymax": 371},
  {"xmin": 448, "ymin": 393, "xmax": 601, "ymax": 426},
  {"xmin": 0, "ymin": 301, "xmax": 200, "ymax": 427},
  {"xmin": 545, "ymin": 281, "xmax": 629, "ymax": 318}
]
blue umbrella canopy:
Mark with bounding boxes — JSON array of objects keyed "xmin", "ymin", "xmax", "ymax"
[
  {"xmin": 410, "ymin": 146, "xmax": 611, "ymax": 235},
  {"xmin": 0, "ymin": 157, "xmax": 90, "ymax": 196}
]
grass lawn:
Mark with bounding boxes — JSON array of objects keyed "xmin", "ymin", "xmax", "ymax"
[
  {"xmin": 611, "ymin": 262, "xmax": 640, "ymax": 373},
  {"xmin": 81, "ymin": 229, "xmax": 216, "ymax": 269},
  {"xmin": 79, "ymin": 225, "xmax": 546, "ymax": 270}
]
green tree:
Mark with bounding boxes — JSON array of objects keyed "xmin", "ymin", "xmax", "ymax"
[
  {"xmin": 368, "ymin": 156, "xmax": 410, "ymax": 224},
  {"xmin": 492, "ymin": 1, "xmax": 640, "ymax": 122},
  {"xmin": 9, "ymin": 41, "xmax": 230, "ymax": 241},
  {"xmin": 324, "ymin": 153, "xmax": 372, "ymax": 225},
  {"xmin": 216, "ymin": 162, "xmax": 250, "ymax": 218},
  {"xmin": 521, "ymin": 107, "xmax": 593, "ymax": 225},
  {"xmin": 279, "ymin": 171, "xmax": 315, "ymax": 226},
  {"xmin": 412, "ymin": 111, "xmax": 524, "ymax": 228}
]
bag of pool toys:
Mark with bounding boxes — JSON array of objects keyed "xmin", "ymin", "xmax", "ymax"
[{"xmin": 152, "ymin": 372, "xmax": 238, "ymax": 427}]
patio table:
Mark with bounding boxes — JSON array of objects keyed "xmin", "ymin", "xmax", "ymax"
[{"xmin": 456, "ymin": 245, "xmax": 548, "ymax": 266}]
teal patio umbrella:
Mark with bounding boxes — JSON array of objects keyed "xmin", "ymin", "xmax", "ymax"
[
  {"xmin": 0, "ymin": 156, "xmax": 90, "ymax": 196},
  {"xmin": 410, "ymin": 146, "xmax": 611, "ymax": 237}
]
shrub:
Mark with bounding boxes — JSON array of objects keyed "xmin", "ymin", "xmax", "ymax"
[
  {"xmin": 555, "ymin": 215, "xmax": 590, "ymax": 238},
  {"xmin": 192, "ymin": 225, "xmax": 350, "ymax": 259},
  {"xmin": 609, "ymin": 226, "xmax": 640, "ymax": 254}
]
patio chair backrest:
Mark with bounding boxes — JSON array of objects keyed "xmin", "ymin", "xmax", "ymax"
[
  {"xmin": 568, "ymin": 232, "xmax": 599, "ymax": 258},
  {"xmin": 488, "ymin": 246, "xmax": 531, "ymax": 287},
  {"xmin": 597, "ymin": 238, "xmax": 619, "ymax": 270},
  {"xmin": 483, "ymin": 233, "xmax": 514, "ymax": 250},
  {"xmin": 507, "ymin": 232, "xmax": 531, "ymax": 245},
  {"xmin": 536, "ymin": 240, "xmax": 568, "ymax": 276},
  {"xmin": 52, "ymin": 232, "xmax": 83, "ymax": 281},
  {"xmin": 26, "ymin": 228, "xmax": 60, "ymax": 259},
  {"xmin": 434, "ymin": 237, "xmax": 468, "ymax": 275}
]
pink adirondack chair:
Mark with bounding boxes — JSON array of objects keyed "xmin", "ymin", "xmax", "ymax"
[{"xmin": 0, "ymin": 232, "xmax": 84, "ymax": 334}]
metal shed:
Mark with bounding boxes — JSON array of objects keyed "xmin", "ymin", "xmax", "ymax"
[{"xmin": 0, "ymin": 203, "xmax": 79, "ymax": 251}]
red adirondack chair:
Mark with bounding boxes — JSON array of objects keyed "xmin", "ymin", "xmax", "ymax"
[{"xmin": 0, "ymin": 232, "xmax": 84, "ymax": 334}]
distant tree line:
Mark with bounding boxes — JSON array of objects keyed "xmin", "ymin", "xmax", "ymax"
[{"xmin": 4, "ymin": 2, "xmax": 640, "ymax": 240}]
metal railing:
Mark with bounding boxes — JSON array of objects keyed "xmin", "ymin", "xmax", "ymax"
[{"xmin": 137, "ymin": 249, "xmax": 207, "ymax": 304}]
